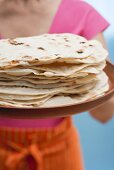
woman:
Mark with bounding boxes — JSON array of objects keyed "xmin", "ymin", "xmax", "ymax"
[{"xmin": 0, "ymin": 0, "xmax": 113, "ymax": 170}]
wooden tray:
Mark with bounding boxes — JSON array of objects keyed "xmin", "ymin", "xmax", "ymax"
[{"xmin": 0, "ymin": 61, "xmax": 114, "ymax": 119}]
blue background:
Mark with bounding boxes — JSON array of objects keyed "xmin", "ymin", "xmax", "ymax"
[{"xmin": 73, "ymin": 1, "xmax": 114, "ymax": 170}]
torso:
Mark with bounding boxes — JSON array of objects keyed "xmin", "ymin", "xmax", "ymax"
[{"xmin": 0, "ymin": 0, "xmax": 107, "ymax": 128}]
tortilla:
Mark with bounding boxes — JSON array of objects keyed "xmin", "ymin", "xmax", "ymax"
[{"xmin": 0, "ymin": 34, "xmax": 108, "ymax": 69}]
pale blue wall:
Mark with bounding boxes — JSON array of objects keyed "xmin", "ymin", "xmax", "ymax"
[
  {"xmin": 85, "ymin": 0, "xmax": 114, "ymax": 62},
  {"xmin": 74, "ymin": 1, "xmax": 114, "ymax": 170}
]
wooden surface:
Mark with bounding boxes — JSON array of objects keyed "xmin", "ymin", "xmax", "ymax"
[{"xmin": 0, "ymin": 61, "xmax": 114, "ymax": 119}]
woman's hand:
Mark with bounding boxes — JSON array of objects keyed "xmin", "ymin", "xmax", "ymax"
[{"xmin": 89, "ymin": 96, "xmax": 114, "ymax": 123}]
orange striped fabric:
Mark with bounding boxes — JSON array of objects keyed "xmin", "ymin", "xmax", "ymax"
[{"xmin": 0, "ymin": 117, "xmax": 84, "ymax": 170}]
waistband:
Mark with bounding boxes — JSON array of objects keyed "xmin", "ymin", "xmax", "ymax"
[{"xmin": 0, "ymin": 117, "xmax": 64, "ymax": 128}]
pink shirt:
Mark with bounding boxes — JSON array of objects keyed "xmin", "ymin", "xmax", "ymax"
[{"xmin": 0, "ymin": 0, "xmax": 109, "ymax": 128}]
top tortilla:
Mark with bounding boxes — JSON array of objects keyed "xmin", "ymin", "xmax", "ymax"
[{"xmin": 0, "ymin": 34, "xmax": 108, "ymax": 68}]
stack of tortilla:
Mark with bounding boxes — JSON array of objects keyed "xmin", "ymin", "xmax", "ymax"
[{"xmin": 0, "ymin": 34, "xmax": 109, "ymax": 108}]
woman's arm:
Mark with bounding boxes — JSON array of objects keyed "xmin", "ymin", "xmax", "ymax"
[
  {"xmin": 89, "ymin": 33, "xmax": 114, "ymax": 123},
  {"xmin": 94, "ymin": 33, "xmax": 107, "ymax": 49}
]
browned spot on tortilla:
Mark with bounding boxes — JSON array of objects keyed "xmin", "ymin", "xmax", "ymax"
[
  {"xmin": 26, "ymin": 44, "xmax": 30, "ymax": 47},
  {"xmin": 22, "ymin": 56, "xmax": 33, "ymax": 59},
  {"xmin": 9, "ymin": 39, "xmax": 24, "ymax": 45},
  {"xmin": 38, "ymin": 47, "xmax": 45, "ymax": 50},
  {"xmin": 28, "ymin": 58, "xmax": 39, "ymax": 63},
  {"xmin": 65, "ymin": 44, "xmax": 70, "ymax": 47},
  {"xmin": 77, "ymin": 50, "xmax": 83, "ymax": 54},
  {"xmin": 10, "ymin": 60, "xmax": 19, "ymax": 65},
  {"xmin": 64, "ymin": 38, "xmax": 69, "ymax": 42},
  {"xmin": 55, "ymin": 54, "xmax": 59, "ymax": 56},
  {"xmin": 80, "ymin": 42, "xmax": 86, "ymax": 44}
]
